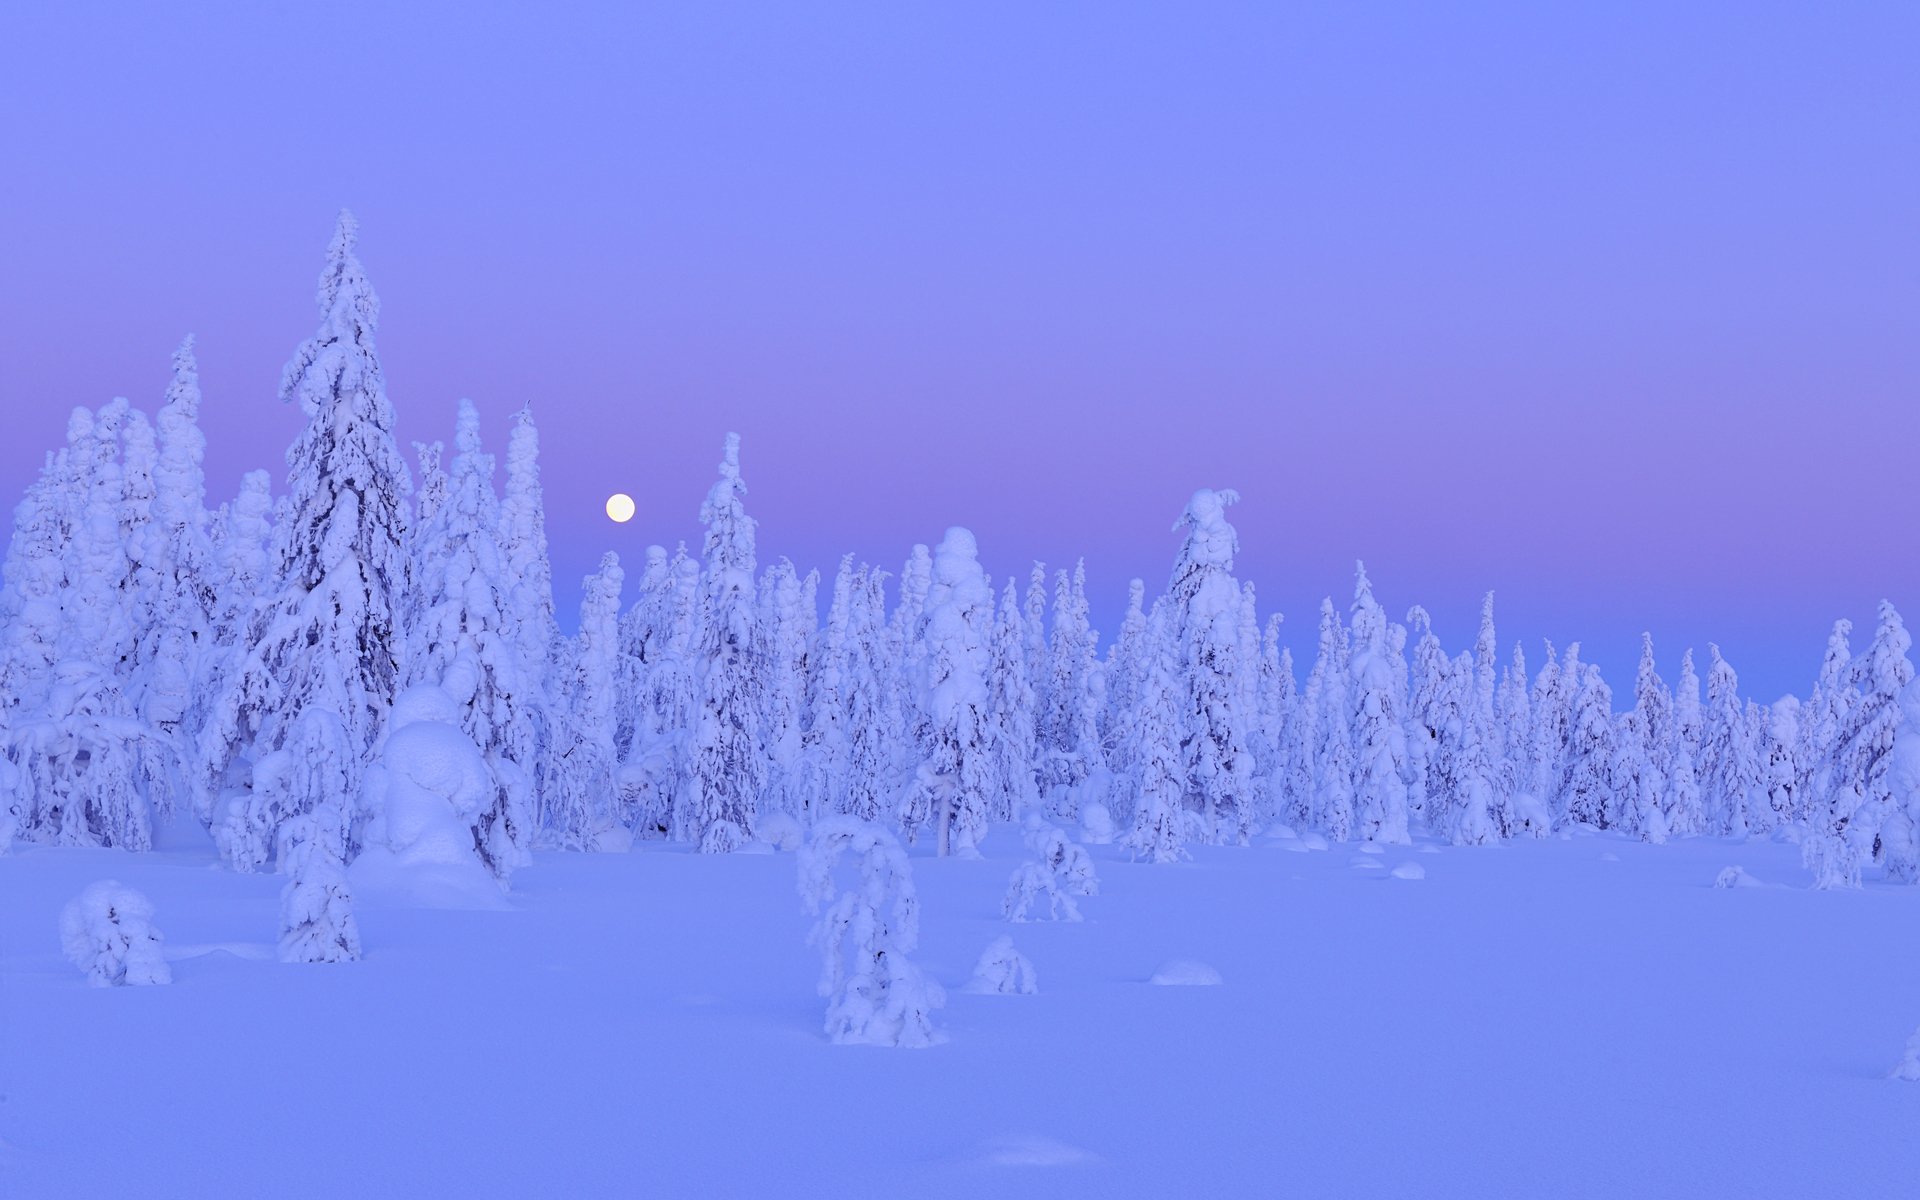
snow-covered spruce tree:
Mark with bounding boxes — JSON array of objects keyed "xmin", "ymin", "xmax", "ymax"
[
  {"xmin": 1834, "ymin": 602, "xmax": 1915, "ymax": 869},
  {"xmin": 277, "ymin": 806, "xmax": 361, "ymax": 963},
  {"xmin": 1757, "ymin": 698, "xmax": 1802, "ymax": 829},
  {"xmin": 1698, "ymin": 645, "xmax": 1760, "ymax": 838},
  {"xmin": 1560, "ymin": 663, "xmax": 1615, "ymax": 829},
  {"xmin": 1101, "ymin": 578, "xmax": 1149, "ymax": 781},
  {"xmin": 1004, "ymin": 819, "xmax": 1099, "ymax": 922},
  {"xmin": 1254, "ymin": 614, "xmax": 1292, "ymax": 827},
  {"xmin": 1499, "ymin": 642, "xmax": 1549, "ymax": 834},
  {"xmin": 1624, "ymin": 634, "xmax": 1672, "ymax": 841},
  {"xmin": 836, "ymin": 566, "xmax": 901, "ymax": 823},
  {"xmin": 1165, "ymin": 489, "xmax": 1255, "ymax": 843},
  {"xmin": 987, "ymin": 577, "xmax": 1040, "ymax": 823},
  {"xmin": 0, "ymin": 453, "xmax": 69, "ymax": 731},
  {"xmin": 401, "ymin": 399, "xmax": 538, "ymax": 875},
  {"xmin": 61, "ymin": 881, "xmax": 171, "ymax": 987},
  {"xmin": 968, "ymin": 936, "xmax": 1038, "ymax": 995},
  {"xmin": 500, "ymin": 406, "xmax": 559, "ymax": 687},
  {"xmin": 1878, "ymin": 679, "xmax": 1920, "ymax": 883},
  {"xmin": 797, "ymin": 817, "xmax": 944, "ymax": 1048},
  {"xmin": 1667, "ymin": 648, "xmax": 1705, "ymax": 836},
  {"xmin": 900, "ymin": 528, "xmax": 996, "ymax": 857},
  {"xmin": 1310, "ymin": 597, "xmax": 1356, "ymax": 840},
  {"xmin": 1125, "ymin": 600, "xmax": 1193, "ymax": 862},
  {"xmin": 680, "ymin": 434, "xmax": 764, "ymax": 853},
  {"xmin": 615, "ymin": 545, "xmax": 696, "ymax": 836},
  {"xmin": 1446, "ymin": 592, "xmax": 1508, "ymax": 844},
  {"xmin": 1610, "ymin": 707, "xmax": 1665, "ymax": 842},
  {"xmin": 412, "ymin": 440, "xmax": 446, "ymax": 526},
  {"xmin": 890, "ymin": 543, "xmax": 932, "ymax": 694},
  {"xmin": 756, "ymin": 558, "xmax": 813, "ymax": 824},
  {"xmin": 8, "ymin": 662, "xmax": 170, "ymax": 849},
  {"xmin": 135, "ymin": 336, "xmax": 215, "ymax": 741},
  {"xmin": 1526, "ymin": 641, "xmax": 1565, "ymax": 817},
  {"xmin": 1038, "ymin": 562, "xmax": 1105, "ymax": 817},
  {"xmin": 1404, "ymin": 605, "xmax": 1449, "ymax": 831},
  {"xmin": 198, "ymin": 211, "xmax": 412, "ymax": 870},
  {"xmin": 1347, "ymin": 565, "xmax": 1412, "ymax": 844},
  {"xmin": 544, "ymin": 553, "xmax": 624, "ymax": 849},
  {"xmin": 1801, "ymin": 618, "xmax": 1857, "ymax": 823},
  {"xmin": 798, "ymin": 555, "xmax": 857, "ymax": 824}
]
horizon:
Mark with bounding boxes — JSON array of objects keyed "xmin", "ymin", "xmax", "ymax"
[{"xmin": 4, "ymin": 3, "xmax": 1915, "ymax": 700}]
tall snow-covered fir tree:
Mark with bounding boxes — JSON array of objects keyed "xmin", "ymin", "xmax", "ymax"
[
  {"xmin": 1698, "ymin": 645, "xmax": 1758, "ymax": 838},
  {"xmin": 401, "ymin": 399, "xmax": 538, "ymax": 876},
  {"xmin": 986, "ymin": 577, "xmax": 1040, "ymax": 823},
  {"xmin": 1125, "ymin": 600, "xmax": 1192, "ymax": 863},
  {"xmin": 197, "ymin": 211, "xmax": 412, "ymax": 871},
  {"xmin": 544, "ymin": 552, "xmax": 623, "ymax": 849},
  {"xmin": 681, "ymin": 434, "xmax": 764, "ymax": 852},
  {"xmin": 900, "ymin": 528, "xmax": 996, "ymax": 856},
  {"xmin": 1165, "ymin": 489, "xmax": 1255, "ymax": 843},
  {"xmin": 1347, "ymin": 565, "xmax": 1411, "ymax": 844},
  {"xmin": 135, "ymin": 336, "xmax": 214, "ymax": 740},
  {"xmin": 1447, "ymin": 593, "xmax": 1507, "ymax": 844},
  {"xmin": 1310, "ymin": 597, "xmax": 1355, "ymax": 841}
]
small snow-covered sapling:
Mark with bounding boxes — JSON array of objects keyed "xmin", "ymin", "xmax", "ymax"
[
  {"xmin": 1004, "ymin": 820, "xmax": 1099, "ymax": 923},
  {"xmin": 61, "ymin": 881, "xmax": 170, "ymax": 987}
]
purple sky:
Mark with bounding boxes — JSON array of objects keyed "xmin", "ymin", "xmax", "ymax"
[{"xmin": 3, "ymin": 3, "xmax": 1915, "ymax": 699}]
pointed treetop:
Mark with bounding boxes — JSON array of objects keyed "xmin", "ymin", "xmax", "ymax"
[
  {"xmin": 455, "ymin": 398, "xmax": 482, "ymax": 458},
  {"xmin": 310, "ymin": 208, "xmax": 379, "ymax": 344},
  {"xmin": 719, "ymin": 432, "xmax": 744, "ymax": 487},
  {"xmin": 1353, "ymin": 560, "xmax": 1372, "ymax": 603}
]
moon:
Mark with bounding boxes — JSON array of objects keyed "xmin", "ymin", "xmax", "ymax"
[{"xmin": 605, "ymin": 493, "xmax": 635, "ymax": 524}]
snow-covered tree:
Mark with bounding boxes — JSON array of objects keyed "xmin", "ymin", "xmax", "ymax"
[
  {"xmin": 1003, "ymin": 819, "xmax": 1099, "ymax": 922},
  {"xmin": 1348, "ymin": 565, "xmax": 1411, "ymax": 844},
  {"xmin": 136, "ymin": 336, "xmax": 215, "ymax": 739},
  {"xmin": 1835, "ymin": 602, "xmax": 1914, "ymax": 869},
  {"xmin": 277, "ymin": 807, "xmax": 361, "ymax": 963},
  {"xmin": 986, "ymin": 577, "xmax": 1040, "ymax": 823},
  {"xmin": 841, "ymin": 565, "xmax": 903, "ymax": 823},
  {"xmin": 757, "ymin": 558, "xmax": 813, "ymax": 822},
  {"xmin": 1446, "ymin": 592, "xmax": 1507, "ymax": 844},
  {"xmin": 1698, "ymin": 645, "xmax": 1759, "ymax": 837},
  {"xmin": 1166, "ymin": 489, "xmax": 1255, "ymax": 843},
  {"xmin": 198, "ymin": 211, "xmax": 412, "ymax": 870},
  {"xmin": 1757, "ymin": 698, "xmax": 1801, "ymax": 830},
  {"xmin": 544, "ymin": 553, "xmax": 623, "ymax": 849},
  {"xmin": 60, "ymin": 881, "xmax": 170, "ymax": 987},
  {"xmin": 681, "ymin": 434, "xmax": 763, "ymax": 852},
  {"xmin": 402, "ymin": 399, "xmax": 537, "ymax": 875},
  {"xmin": 900, "ymin": 528, "xmax": 996, "ymax": 856},
  {"xmin": 797, "ymin": 817, "xmax": 944, "ymax": 1048},
  {"xmin": 1125, "ymin": 600, "xmax": 1193, "ymax": 863},
  {"xmin": 967, "ymin": 936, "xmax": 1038, "ymax": 995},
  {"xmin": 1560, "ymin": 663, "xmax": 1614, "ymax": 829},
  {"xmin": 1666, "ymin": 648, "xmax": 1704, "ymax": 836},
  {"xmin": 1310, "ymin": 597, "xmax": 1356, "ymax": 840}
]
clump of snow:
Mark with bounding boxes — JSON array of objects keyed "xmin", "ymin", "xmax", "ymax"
[
  {"xmin": 1895, "ymin": 1028, "xmax": 1920, "ymax": 1082},
  {"xmin": 1390, "ymin": 862, "xmax": 1426, "ymax": 881},
  {"xmin": 60, "ymin": 881, "xmax": 170, "ymax": 987},
  {"xmin": 1713, "ymin": 866, "xmax": 1762, "ymax": 889},
  {"xmin": 756, "ymin": 810, "xmax": 804, "ymax": 853},
  {"xmin": 1349, "ymin": 857, "xmax": 1385, "ymax": 871},
  {"xmin": 798, "ymin": 817, "xmax": 944, "ymax": 1047},
  {"xmin": 1265, "ymin": 823, "xmax": 1297, "ymax": 840},
  {"xmin": 1079, "ymin": 802, "xmax": 1115, "ymax": 846},
  {"xmin": 1004, "ymin": 820, "xmax": 1099, "ymax": 922},
  {"xmin": 1298, "ymin": 832, "xmax": 1330, "ymax": 851},
  {"xmin": 967, "ymin": 936, "xmax": 1038, "ymax": 995},
  {"xmin": 1150, "ymin": 959, "xmax": 1223, "ymax": 986},
  {"xmin": 1599, "ymin": 852, "xmax": 1622, "ymax": 862},
  {"xmin": 1358, "ymin": 844, "xmax": 1385, "ymax": 856}
]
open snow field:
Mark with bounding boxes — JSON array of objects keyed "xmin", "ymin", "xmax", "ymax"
[{"xmin": 5, "ymin": 825, "xmax": 1918, "ymax": 1199}]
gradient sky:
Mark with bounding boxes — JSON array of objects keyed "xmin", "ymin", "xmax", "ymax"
[{"xmin": 3, "ymin": 2, "xmax": 1916, "ymax": 700}]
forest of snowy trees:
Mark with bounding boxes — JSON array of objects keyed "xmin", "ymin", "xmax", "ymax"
[{"xmin": 6, "ymin": 213, "xmax": 1920, "ymax": 961}]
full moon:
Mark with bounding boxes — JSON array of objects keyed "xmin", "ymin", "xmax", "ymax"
[{"xmin": 605, "ymin": 493, "xmax": 635, "ymax": 523}]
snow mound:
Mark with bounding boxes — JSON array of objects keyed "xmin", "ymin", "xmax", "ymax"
[
  {"xmin": 60, "ymin": 881, "xmax": 170, "ymax": 987},
  {"xmin": 1417, "ymin": 844, "xmax": 1442, "ymax": 855},
  {"xmin": 967, "ymin": 936, "xmax": 1038, "ymax": 995},
  {"xmin": 973, "ymin": 1137, "xmax": 1099, "ymax": 1167},
  {"xmin": 1265, "ymin": 823, "xmax": 1298, "ymax": 840},
  {"xmin": 1079, "ymin": 803, "xmax": 1115, "ymax": 846},
  {"xmin": 1150, "ymin": 959, "xmax": 1223, "ymax": 986},
  {"xmin": 1390, "ymin": 862, "xmax": 1426, "ymax": 881},
  {"xmin": 1298, "ymin": 832, "xmax": 1330, "ymax": 851},
  {"xmin": 1713, "ymin": 866, "xmax": 1762, "ymax": 889},
  {"xmin": 1349, "ymin": 857, "xmax": 1385, "ymax": 871},
  {"xmin": 349, "ymin": 851, "xmax": 514, "ymax": 911},
  {"xmin": 1358, "ymin": 844, "xmax": 1385, "ymax": 855},
  {"xmin": 1599, "ymin": 851, "xmax": 1621, "ymax": 862}
]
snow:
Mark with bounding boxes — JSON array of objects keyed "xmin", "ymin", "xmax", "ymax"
[
  {"xmin": 1390, "ymin": 862, "xmax": 1426, "ymax": 881},
  {"xmin": 6, "ymin": 824, "xmax": 1920, "ymax": 1195},
  {"xmin": 1149, "ymin": 959, "xmax": 1225, "ymax": 986}
]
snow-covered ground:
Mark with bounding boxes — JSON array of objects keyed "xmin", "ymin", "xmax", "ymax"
[{"xmin": 5, "ymin": 824, "xmax": 1918, "ymax": 1198}]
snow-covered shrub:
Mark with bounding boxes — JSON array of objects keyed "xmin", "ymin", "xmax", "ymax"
[
  {"xmin": 353, "ymin": 684, "xmax": 504, "ymax": 907},
  {"xmin": 700, "ymin": 819, "xmax": 745, "ymax": 856},
  {"xmin": 1713, "ymin": 866, "xmax": 1761, "ymax": 889},
  {"xmin": 1150, "ymin": 959, "xmax": 1223, "ymax": 986},
  {"xmin": 967, "ymin": 936, "xmax": 1038, "ymax": 995},
  {"xmin": 1079, "ymin": 802, "xmax": 1115, "ymax": 846},
  {"xmin": 797, "ymin": 817, "xmax": 944, "ymax": 1047},
  {"xmin": 1003, "ymin": 820, "xmax": 1099, "ymax": 923},
  {"xmin": 1803, "ymin": 833, "xmax": 1860, "ymax": 891},
  {"xmin": 1894, "ymin": 1028, "xmax": 1920, "ymax": 1082},
  {"xmin": 60, "ymin": 881, "xmax": 170, "ymax": 987},
  {"xmin": 756, "ymin": 810, "xmax": 803, "ymax": 852},
  {"xmin": 278, "ymin": 810, "xmax": 361, "ymax": 964}
]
